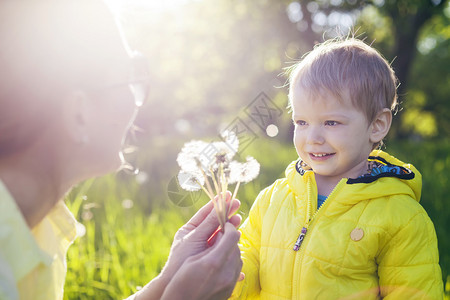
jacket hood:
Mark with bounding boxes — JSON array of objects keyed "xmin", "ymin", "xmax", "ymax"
[{"xmin": 285, "ymin": 150, "xmax": 422, "ymax": 205}]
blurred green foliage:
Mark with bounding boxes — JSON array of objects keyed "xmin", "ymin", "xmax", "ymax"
[
  {"xmin": 64, "ymin": 0, "xmax": 449, "ymax": 298},
  {"xmin": 118, "ymin": 0, "xmax": 449, "ymax": 141}
]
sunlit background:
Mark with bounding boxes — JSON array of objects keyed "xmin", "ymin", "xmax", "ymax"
[
  {"xmin": 111, "ymin": 0, "xmax": 449, "ymax": 137},
  {"xmin": 64, "ymin": 0, "xmax": 450, "ymax": 299}
]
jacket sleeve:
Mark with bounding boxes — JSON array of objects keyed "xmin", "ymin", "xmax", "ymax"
[
  {"xmin": 230, "ymin": 185, "xmax": 273, "ymax": 299},
  {"xmin": 377, "ymin": 206, "xmax": 443, "ymax": 299}
]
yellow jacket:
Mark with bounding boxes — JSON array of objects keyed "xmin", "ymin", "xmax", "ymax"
[{"xmin": 232, "ymin": 150, "xmax": 443, "ymax": 299}]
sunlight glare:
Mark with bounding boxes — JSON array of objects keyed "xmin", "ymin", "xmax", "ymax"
[{"xmin": 107, "ymin": 0, "xmax": 196, "ymax": 13}]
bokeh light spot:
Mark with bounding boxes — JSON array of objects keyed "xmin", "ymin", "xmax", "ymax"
[{"xmin": 266, "ymin": 124, "xmax": 279, "ymax": 137}]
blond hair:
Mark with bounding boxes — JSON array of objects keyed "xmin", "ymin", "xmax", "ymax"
[{"xmin": 287, "ymin": 38, "xmax": 398, "ymax": 124}]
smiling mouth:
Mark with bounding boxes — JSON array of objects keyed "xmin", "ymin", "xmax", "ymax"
[{"xmin": 310, "ymin": 153, "xmax": 335, "ymax": 159}]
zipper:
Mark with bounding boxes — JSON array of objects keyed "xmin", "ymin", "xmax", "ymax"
[
  {"xmin": 293, "ymin": 178, "xmax": 337, "ymax": 251},
  {"xmin": 293, "ymin": 179, "xmax": 315, "ymax": 251},
  {"xmin": 293, "ymin": 179, "xmax": 345, "ymax": 250},
  {"xmin": 292, "ymin": 177, "xmax": 346, "ymax": 299}
]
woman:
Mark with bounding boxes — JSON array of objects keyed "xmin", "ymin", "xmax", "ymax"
[{"xmin": 0, "ymin": 1, "xmax": 242, "ymax": 299}]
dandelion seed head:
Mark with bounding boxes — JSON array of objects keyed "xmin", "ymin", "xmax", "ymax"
[
  {"xmin": 212, "ymin": 141, "xmax": 236, "ymax": 162},
  {"xmin": 177, "ymin": 170, "xmax": 204, "ymax": 191},
  {"xmin": 176, "ymin": 133, "xmax": 258, "ymax": 228},
  {"xmin": 224, "ymin": 167, "xmax": 231, "ymax": 178},
  {"xmin": 208, "ymin": 141, "xmax": 237, "ymax": 173},
  {"xmin": 228, "ymin": 156, "xmax": 260, "ymax": 184},
  {"xmin": 177, "ymin": 140, "xmax": 210, "ymax": 174},
  {"xmin": 177, "ymin": 135, "xmax": 240, "ymax": 178},
  {"xmin": 221, "ymin": 130, "xmax": 239, "ymax": 154},
  {"xmin": 242, "ymin": 156, "xmax": 260, "ymax": 182},
  {"xmin": 215, "ymin": 153, "xmax": 227, "ymax": 164}
]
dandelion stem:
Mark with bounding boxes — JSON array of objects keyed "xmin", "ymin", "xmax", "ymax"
[
  {"xmin": 217, "ymin": 164, "xmax": 227, "ymax": 229},
  {"xmin": 202, "ymin": 166, "xmax": 226, "ymax": 230},
  {"xmin": 210, "ymin": 167, "xmax": 221, "ymax": 197},
  {"xmin": 196, "ymin": 178, "xmax": 222, "ymax": 228},
  {"xmin": 197, "ymin": 170, "xmax": 224, "ymax": 230},
  {"xmin": 229, "ymin": 180, "xmax": 241, "ymax": 217},
  {"xmin": 210, "ymin": 166, "xmax": 225, "ymax": 224},
  {"xmin": 219, "ymin": 163, "xmax": 229, "ymax": 224},
  {"xmin": 196, "ymin": 180, "xmax": 213, "ymax": 199},
  {"xmin": 204, "ymin": 177, "xmax": 215, "ymax": 202},
  {"xmin": 198, "ymin": 166, "xmax": 215, "ymax": 202},
  {"xmin": 211, "ymin": 197, "xmax": 224, "ymax": 230},
  {"xmin": 232, "ymin": 181, "xmax": 241, "ymax": 201}
]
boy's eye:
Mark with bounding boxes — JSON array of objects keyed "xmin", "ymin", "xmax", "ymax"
[
  {"xmin": 325, "ymin": 120, "xmax": 339, "ymax": 126},
  {"xmin": 294, "ymin": 120, "xmax": 307, "ymax": 126}
]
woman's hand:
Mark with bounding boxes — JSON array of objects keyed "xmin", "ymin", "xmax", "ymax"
[
  {"xmin": 165, "ymin": 191, "xmax": 241, "ymax": 272},
  {"xmin": 161, "ymin": 222, "xmax": 243, "ymax": 300},
  {"xmin": 135, "ymin": 192, "xmax": 243, "ymax": 300}
]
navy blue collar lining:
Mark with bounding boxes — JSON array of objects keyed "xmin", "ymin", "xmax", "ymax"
[{"xmin": 295, "ymin": 155, "xmax": 415, "ymax": 184}]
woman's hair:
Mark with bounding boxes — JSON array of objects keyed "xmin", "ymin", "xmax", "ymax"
[{"xmin": 287, "ymin": 38, "xmax": 398, "ymax": 124}]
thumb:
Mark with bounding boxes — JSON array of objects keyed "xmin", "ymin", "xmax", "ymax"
[
  {"xmin": 189, "ymin": 191, "xmax": 233, "ymax": 241},
  {"xmin": 189, "ymin": 205, "xmax": 221, "ymax": 242},
  {"xmin": 209, "ymin": 222, "xmax": 241, "ymax": 261}
]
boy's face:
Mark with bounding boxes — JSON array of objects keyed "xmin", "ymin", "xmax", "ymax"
[{"xmin": 291, "ymin": 87, "xmax": 375, "ymax": 184}]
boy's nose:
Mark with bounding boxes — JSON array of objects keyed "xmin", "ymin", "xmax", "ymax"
[{"xmin": 306, "ymin": 126, "xmax": 325, "ymax": 145}]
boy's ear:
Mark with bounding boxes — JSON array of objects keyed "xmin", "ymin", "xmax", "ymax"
[{"xmin": 369, "ymin": 108, "xmax": 392, "ymax": 144}]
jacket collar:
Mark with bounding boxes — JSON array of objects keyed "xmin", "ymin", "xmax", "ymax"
[{"xmin": 286, "ymin": 150, "xmax": 422, "ymax": 204}]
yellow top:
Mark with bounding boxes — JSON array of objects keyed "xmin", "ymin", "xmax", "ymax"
[{"xmin": 0, "ymin": 181, "xmax": 77, "ymax": 300}]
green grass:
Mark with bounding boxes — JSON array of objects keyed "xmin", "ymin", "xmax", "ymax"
[
  {"xmin": 64, "ymin": 139, "xmax": 450, "ymax": 299},
  {"xmin": 64, "ymin": 177, "xmax": 189, "ymax": 299}
]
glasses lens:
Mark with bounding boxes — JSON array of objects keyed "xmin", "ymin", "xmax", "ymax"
[
  {"xmin": 129, "ymin": 82, "xmax": 146, "ymax": 107},
  {"xmin": 130, "ymin": 52, "xmax": 150, "ymax": 107}
]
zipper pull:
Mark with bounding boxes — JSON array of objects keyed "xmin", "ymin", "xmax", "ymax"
[{"xmin": 293, "ymin": 227, "xmax": 307, "ymax": 251}]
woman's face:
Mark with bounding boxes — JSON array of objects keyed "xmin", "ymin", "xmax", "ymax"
[
  {"xmin": 82, "ymin": 52, "xmax": 142, "ymax": 176},
  {"xmin": 0, "ymin": 1, "xmax": 146, "ymax": 180},
  {"xmin": 71, "ymin": 12, "xmax": 147, "ymax": 177}
]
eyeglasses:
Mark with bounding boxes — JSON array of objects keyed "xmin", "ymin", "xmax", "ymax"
[
  {"xmin": 127, "ymin": 51, "xmax": 150, "ymax": 107},
  {"xmin": 92, "ymin": 51, "xmax": 150, "ymax": 107}
]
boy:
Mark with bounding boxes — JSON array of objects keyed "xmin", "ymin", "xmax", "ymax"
[{"xmin": 231, "ymin": 39, "xmax": 443, "ymax": 299}]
